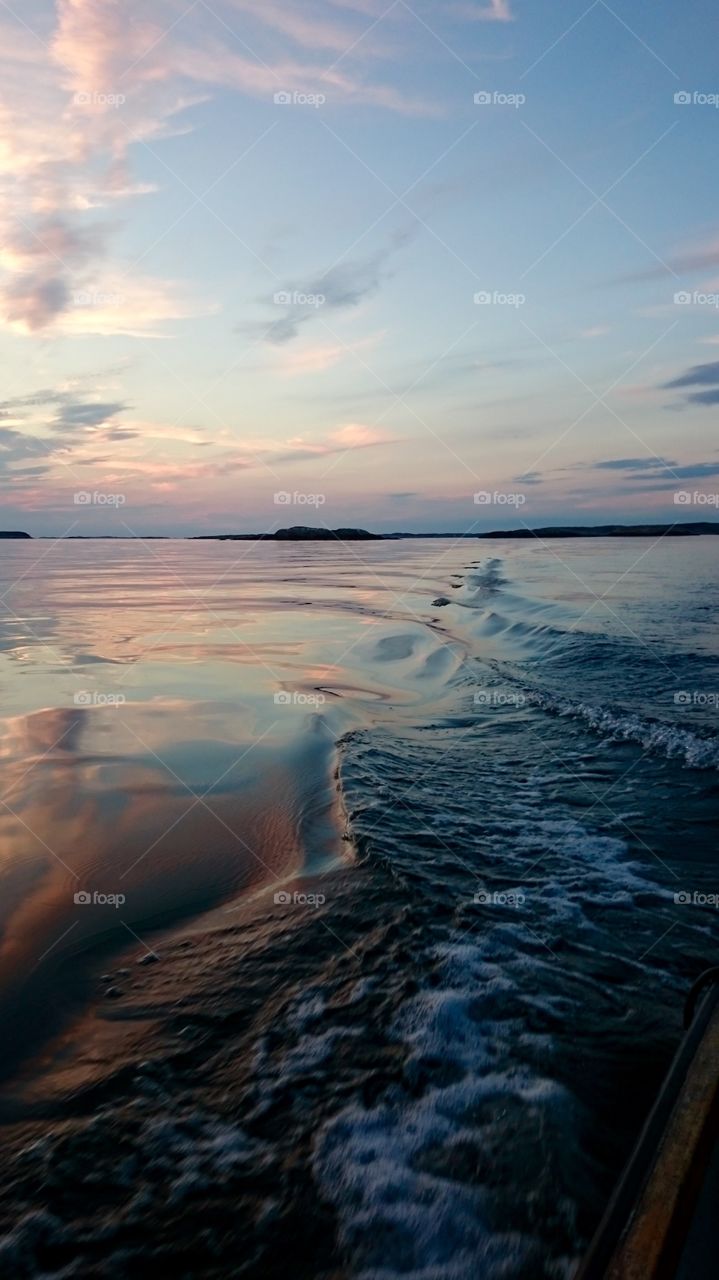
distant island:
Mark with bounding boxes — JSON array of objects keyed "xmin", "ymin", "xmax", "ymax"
[
  {"xmin": 477, "ymin": 523, "xmax": 719, "ymax": 539},
  {"xmin": 193, "ymin": 526, "xmax": 382, "ymax": 541},
  {"xmin": 13, "ymin": 521, "xmax": 719, "ymax": 541},
  {"xmin": 194, "ymin": 522, "xmax": 719, "ymax": 541}
]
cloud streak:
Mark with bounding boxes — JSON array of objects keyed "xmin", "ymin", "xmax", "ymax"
[
  {"xmin": 662, "ymin": 361, "xmax": 719, "ymax": 408},
  {"xmin": 664, "ymin": 361, "xmax": 719, "ymax": 389},
  {"xmin": 587, "ymin": 456, "xmax": 719, "ymax": 486},
  {"xmin": 257, "ymin": 226, "xmax": 418, "ymax": 343}
]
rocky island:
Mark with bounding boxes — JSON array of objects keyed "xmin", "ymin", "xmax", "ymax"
[
  {"xmin": 478, "ymin": 522, "xmax": 719, "ymax": 538},
  {"xmin": 193, "ymin": 526, "xmax": 382, "ymax": 541}
]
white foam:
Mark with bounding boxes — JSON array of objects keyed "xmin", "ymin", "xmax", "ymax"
[
  {"xmin": 311, "ymin": 788, "xmax": 684, "ymax": 1279},
  {"xmin": 532, "ymin": 693, "xmax": 719, "ymax": 770},
  {"xmin": 313, "ymin": 933, "xmax": 578, "ymax": 1279}
]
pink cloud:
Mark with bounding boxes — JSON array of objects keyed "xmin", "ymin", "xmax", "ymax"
[
  {"xmin": 273, "ymin": 331, "xmax": 384, "ymax": 375},
  {"xmin": 52, "ymin": 0, "xmax": 437, "ymax": 115},
  {"xmin": 0, "ymin": 0, "xmax": 442, "ymax": 338},
  {"xmin": 329, "ymin": 422, "xmax": 388, "ymax": 447},
  {"xmin": 477, "ymin": 0, "xmax": 513, "ymax": 20}
]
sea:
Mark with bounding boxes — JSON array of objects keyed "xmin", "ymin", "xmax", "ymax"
[{"xmin": 0, "ymin": 534, "xmax": 717, "ymax": 1279}]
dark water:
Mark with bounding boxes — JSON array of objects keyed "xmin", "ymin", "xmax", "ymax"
[{"xmin": 0, "ymin": 537, "xmax": 717, "ymax": 1277}]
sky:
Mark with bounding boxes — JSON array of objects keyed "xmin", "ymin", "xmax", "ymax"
[{"xmin": 1, "ymin": 0, "xmax": 719, "ymax": 535}]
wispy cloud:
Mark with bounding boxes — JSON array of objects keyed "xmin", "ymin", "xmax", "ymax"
[
  {"xmin": 0, "ymin": 363, "xmax": 394, "ymax": 512},
  {"xmin": 662, "ymin": 360, "xmax": 719, "ymax": 407},
  {"xmin": 260, "ymin": 422, "xmax": 393, "ymax": 463},
  {"xmin": 52, "ymin": 0, "xmax": 436, "ymax": 115},
  {"xmin": 664, "ymin": 361, "xmax": 719, "ymax": 389},
  {"xmin": 676, "ymin": 388, "xmax": 719, "ymax": 406},
  {"xmin": 619, "ymin": 232, "xmax": 719, "ymax": 285},
  {"xmin": 271, "ymin": 331, "xmax": 385, "ymax": 374},
  {"xmin": 451, "ymin": 1, "xmax": 514, "ymax": 21},
  {"xmin": 256, "ymin": 226, "xmax": 417, "ymax": 343},
  {"xmin": 588, "ymin": 456, "xmax": 719, "ymax": 485},
  {"xmin": 592, "ymin": 457, "xmax": 678, "ymax": 472}
]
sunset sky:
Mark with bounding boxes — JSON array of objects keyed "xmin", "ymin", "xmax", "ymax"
[{"xmin": 1, "ymin": 0, "xmax": 719, "ymax": 535}]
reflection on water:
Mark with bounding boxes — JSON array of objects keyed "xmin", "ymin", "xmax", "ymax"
[
  {"xmin": 1, "ymin": 534, "xmax": 718, "ymax": 1017},
  {"xmin": 0, "ymin": 538, "xmax": 471, "ymax": 1062}
]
